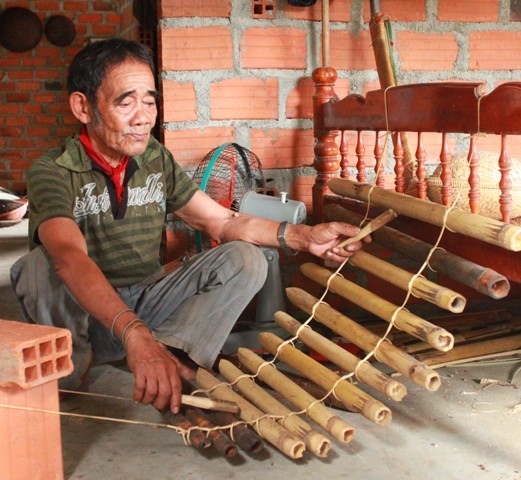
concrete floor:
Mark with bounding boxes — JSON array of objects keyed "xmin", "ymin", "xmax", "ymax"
[{"xmin": 1, "ymin": 220, "xmax": 520, "ymax": 480}]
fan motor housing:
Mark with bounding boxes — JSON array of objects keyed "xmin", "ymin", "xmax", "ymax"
[{"xmin": 239, "ymin": 191, "xmax": 307, "ymax": 224}]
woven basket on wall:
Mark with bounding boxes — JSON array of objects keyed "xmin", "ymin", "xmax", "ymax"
[{"xmin": 426, "ymin": 151, "xmax": 521, "ymax": 221}]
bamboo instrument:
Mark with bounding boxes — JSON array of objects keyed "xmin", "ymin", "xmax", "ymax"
[
  {"xmin": 416, "ymin": 333, "xmax": 521, "ymax": 366},
  {"xmin": 348, "ymin": 250, "xmax": 466, "ymax": 313},
  {"xmin": 181, "ymin": 394, "xmax": 239, "ymax": 413},
  {"xmin": 207, "ymin": 410, "xmax": 264, "ymax": 454},
  {"xmin": 325, "ymin": 203, "xmax": 510, "ymax": 299},
  {"xmin": 259, "ymin": 332, "xmax": 392, "ymax": 426},
  {"xmin": 274, "ymin": 311, "xmax": 407, "ymax": 401},
  {"xmin": 286, "ymin": 287, "xmax": 441, "ymax": 391},
  {"xmin": 196, "ymin": 368, "xmax": 306, "ymax": 459},
  {"xmin": 238, "ymin": 347, "xmax": 355, "ymax": 443},
  {"xmin": 161, "ymin": 411, "xmax": 211, "ymax": 449},
  {"xmin": 328, "ymin": 178, "xmax": 521, "ymax": 251},
  {"xmin": 301, "ymin": 262, "xmax": 454, "ymax": 351},
  {"xmin": 185, "ymin": 407, "xmax": 238, "ymax": 457},
  {"xmin": 219, "ymin": 359, "xmax": 332, "ymax": 458}
]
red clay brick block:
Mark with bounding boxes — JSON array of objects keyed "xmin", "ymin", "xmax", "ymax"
[
  {"xmin": 252, "ymin": 0, "xmax": 276, "ymax": 19},
  {"xmin": 329, "ymin": 30, "xmax": 375, "ymax": 70},
  {"xmin": 438, "ymin": 0, "xmax": 498, "ymax": 22},
  {"xmin": 284, "ymin": 0, "xmax": 351, "ymax": 22},
  {"xmin": 241, "ymin": 28, "xmax": 307, "ymax": 69},
  {"xmin": 0, "ymin": 380, "xmax": 63, "ymax": 480},
  {"xmin": 161, "ymin": 80, "xmax": 197, "ymax": 122},
  {"xmin": 469, "ymin": 31, "xmax": 521, "ymax": 70},
  {"xmin": 289, "ymin": 175, "xmax": 315, "ymax": 214},
  {"xmin": 160, "ymin": 0, "xmax": 231, "ymax": 18},
  {"xmin": 210, "ymin": 78, "xmax": 278, "ymax": 120},
  {"xmin": 250, "ymin": 128, "xmax": 315, "ymax": 169},
  {"xmin": 396, "ymin": 32, "xmax": 458, "ymax": 71},
  {"xmin": 0, "ymin": 320, "xmax": 73, "ymax": 389},
  {"xmin": 160, "ymin": 27, "xmax": 233, "ymax": 71},
  {"xmin": 363, "ymin": 0, "xmax": 426, "ymax": 22},
  {"xmin": 163, "ymin": 126, "xmax": 236, "ymax": 171},
  {"xmin": 286, "ymin": 77, "xmax": 350, "ymax": 119}
]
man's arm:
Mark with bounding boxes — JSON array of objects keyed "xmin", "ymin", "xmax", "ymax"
[
  {"xmin": 175, "ymin": 190, "xmax": 367, "ymax": 261},
  {"xmin": 38, "ymin": 217, "xmax": 190, "ymax": 413}
]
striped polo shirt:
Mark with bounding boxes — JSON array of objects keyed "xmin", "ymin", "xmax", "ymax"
[{"xmin": 28, "ymin": 133, "xmax": 199, "ymax": 287}]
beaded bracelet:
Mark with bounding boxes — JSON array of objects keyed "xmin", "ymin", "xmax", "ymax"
[{"xmin": 110, "ymin": 308, "xmax": 135, "ymax": 340}]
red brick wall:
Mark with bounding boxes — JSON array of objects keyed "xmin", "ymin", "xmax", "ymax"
[
  {"xmin": 158, "ymin": 0, "xmax": 521, "ymax": 214},
  {"xmin": 0, "ymin": 0, "xmax": 138, "ymax": 193}
]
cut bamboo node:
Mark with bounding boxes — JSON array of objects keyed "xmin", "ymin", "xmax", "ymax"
[
  {"xmin": 409, "ymin": 365, "xmax": 441, "ymax": 392},
  {"xmin": 425, "ymin": 329, "xmax": 455, "ymax": 352},
  {"xmin": 362, "ymin": 400, "xmax": 392, "ymax": 426},
  {"xmin": 480, "ymin": 270, "xmax": 510, "ymax": 299}
]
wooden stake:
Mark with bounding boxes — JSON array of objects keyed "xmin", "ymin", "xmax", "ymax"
[
  {"xmin": 219, "ymin": 360, "xmax": 332, "ymax": 458},
  {"xmin": 274, "ymin": 311, "xmax": 407, "ymax": 401},
  {"xmin": 301, "ymin": 262, "xmax": 454, "ymax": 351},
  {"xmin": 195, "ymin": 369, "xmax": 306, "ymax": 459},
  {"xmin": 328, "ymin": 178, "xmax": 521, "ymax": 251},
  {"xmin": 259, "ymin": 332, "xmax": 392, "ymax": 426},
  {"xmin": 237, "ymin": 347, "xmax": 355, "ymax": 444},
  {"xmin": 286, "ymin": 287, "xmax": 441, "ymax": 392}
]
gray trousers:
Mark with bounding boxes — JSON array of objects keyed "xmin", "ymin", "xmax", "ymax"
[{"xmin": 10, "ymin": 241, "xmax": 268, "ymax": 389}]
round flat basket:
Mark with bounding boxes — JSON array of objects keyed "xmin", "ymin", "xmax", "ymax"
[
  {"xmin": 45, "ymin": 15, "xmax": 76, "ymax": 47},
  {"xmin": 0, "ymin": 7, "xmax": 43, "ymax": 53},
  {"xmin": 427, "ymin": 151, "xmax": 521, "ymax": 220}
]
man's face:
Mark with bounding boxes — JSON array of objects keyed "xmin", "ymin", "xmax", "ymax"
[{"xmin": 87, "ymin": 59, "xmax": 158, "ymax": 163}]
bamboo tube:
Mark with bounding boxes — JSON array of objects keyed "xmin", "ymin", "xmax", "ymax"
[
  {"xmin": 237, "ymin": 348, "xmax": 355, "ymax": 444},
  {"xmin": 328, "ymin": 178, "xmax": 521, "ymax": 251},
  {"xmin": 185, "ymin": 407, "xmax": 238, "ymax": 457},
  {"xmin": 161, "ymin": 411, "xmax": 211, "ymax": 449},
  {"xmin": 196, "ymin": 368, "xmax": 306, "ymax": 459},
  {"xmin": 301, "ymin": 262, "xmax": 454, "ymax": 352},
  {"xmin": 219, "ymin": 359, "xmax": 332, "ymax": 458},
  {"xmin": 325, "ymin": 203, "xmax": 510, "ymax": 299},
  {"xmin": 207, "ymin": 411, "xmax": 265, "ymax": 454},
  {"xmin": 259, "ymin": 332, "xmax": 392, "ymax": 426},
  {"xmin": 181, "ymin": 394, "xmax": 239, "ymax": 414},
  {"xmin": 286, "ymin": 287, "xmax": 441, "ymax": 392},
  {"xmin": 416, "ymin": 333, "xmax": 521, "ymax": 366},
  {"xmin": 348, "ymin": 250, "xmax": 466, "ymax": 313},
  {"xmin": 274, "ymin": 311, "xmax": 407, "ymax": 401}
]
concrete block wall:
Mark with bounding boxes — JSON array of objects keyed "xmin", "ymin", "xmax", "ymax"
[{"xmin": 159, "ymin": 0, "xmax": 521, "ymax": 213}]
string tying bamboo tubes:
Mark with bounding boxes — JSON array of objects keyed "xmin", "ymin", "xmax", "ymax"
[
  {"xmin": 286, "ymin": 287, "xmax": 441, "ymax": 392},
  {"xmin": 237, "ymin": 347, "xmax": 355, "ymax": 444},
  {"xmin": 196, "ymin": 368, "xmax": 306, "ymax": 459},
  {"xmin": 301, "ymin": 262, "xmax": 454, "ymax": 351},
  {"xmin": 348, "ymin": 250, "xmax": 466, "ymax": 313},
  {"xmin": 325, "ymin": 203, "xmax": 510, "ymax": 300},
  {"xmin": 274, "ymin": 311, "xmax": 407, "ymax": 401},
  {"xmin": 219, "ymin": 359, "xmax": 332, "ymax": 458},
  {"xmin": 259, "ymin": 332, "xmax": 392, "ymax": 426},
  {"xmin": 328, "ymin": 178, "xmax": 521, "ymax": 251}
]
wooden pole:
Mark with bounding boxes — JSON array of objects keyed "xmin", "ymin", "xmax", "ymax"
[
  {"xmin": 237, "ymin": 347, "xmax": 355, "ymax": 444},
  {"xmin": 286, "ymin": 287, "xmax": 441, "ymax": 391},
  {"xmin": 350, "ymin": 249, "xmax": 466, "ymax": 312},
  {"xmin": 325, "ymin": 203, "xmax": 511, "ymax": 299},
  {"xmin": 181, "ymin": 394, "xmax": 239, "ymax": 413},
  {"xmin": 322, "ymin": 0, "xmax": 330, "ymax": 67},
  {"xmin": 196, "ymin": 369, "xmax": 306, "ymax": 459},
  {"xmin": 328, "ymin": 178, "xmax": 521, "ymax": 251},
  {"xmin": 274, "ymin": 311, "xmax": 407, "ymax": 401},
  {"xmin": 259, "ymin": 332, "xmax": 392, "ymax": 426},
  {"xmin": 219, "ymin": 360, "xmax": 333, "ymax": 458},
  {"xmin": 301, "ymin": 262, "xmax": 454, "ymax": 351}
]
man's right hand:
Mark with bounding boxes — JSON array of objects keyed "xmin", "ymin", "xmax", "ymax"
[{"xmin": 124, "ymin": 328, "xmax": 196, "ymax": 413}]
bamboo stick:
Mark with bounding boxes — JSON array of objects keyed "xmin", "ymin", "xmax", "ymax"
[
  {"xmin": 259, "ymin": 332, "xmax": 392, "ymax": 426},
  {"xmin": 195, "ymin": 369, "xmax": 306, "ymax": 459},
  {"xmin": 207, "ymin": 411, "xmax": 265, "ymax": 454},
  {"xmin": 181, "ymin": 394, "xmax": 239, "ymax": 414},
  {"xmin": 336, "ymin": 208, "xmax": 397, "ymax": 248},
  {"xmin": 286, "ymin": 287, "xmax": 441, "ymax": 392},
  {"xmin": 184, "ymin": 407, "xmax": 238, "ymax": 457},
  {"xmin": 325, "ymin": 203, "xmax": 510, "ymax": 299},
  {"xmin": 237, "ymin": 347, "xmax": 355, "ymax": 444},
  {"xmin": 301, "ymin": 262, "xmax": 454, "ymax": 351},
  {"xmin": 416, "ymin": 333, "xmax": 521, "ymax": 366},
  {"xmin": 348, "ymin": 250, "xmax": 466, "ymax": 313},
  {"xmin": 219, "ymin": 359, "xmax": 332, "ymax": 458},
  {"xmin": 328, "ymin": 178, "xmax": 521, "ymax": 251},
  {"xmin": 274, "ymin": 311, "xmax": 407, "ymax": 401}
]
